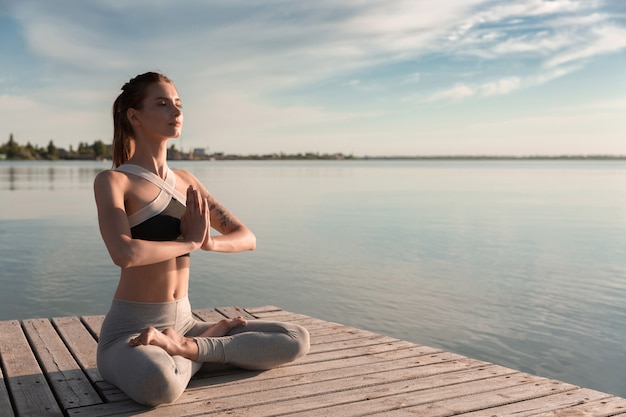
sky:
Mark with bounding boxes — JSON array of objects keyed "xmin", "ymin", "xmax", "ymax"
[{"xmin": 1, "ymin": 0, "xmax": 625, "ymax": 157}]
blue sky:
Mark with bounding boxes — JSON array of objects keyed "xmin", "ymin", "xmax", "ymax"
[{"xmin": 1, "ymin": 0, "xmax": 625, "ymax": 156}]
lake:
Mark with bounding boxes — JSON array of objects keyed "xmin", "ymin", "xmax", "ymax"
[{"xmin": 1, "ymin": 159, "xmax": 625, "ymax": 397}]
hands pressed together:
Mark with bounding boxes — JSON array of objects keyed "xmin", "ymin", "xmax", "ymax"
[{"xmin": 181, "ymin": 185, "xmax": 213, "ymax": 251}]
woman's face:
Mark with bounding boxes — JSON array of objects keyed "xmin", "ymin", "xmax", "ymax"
[{"xmin": 131, "ymin": 81, "xmax": 183, "ymax": 140}]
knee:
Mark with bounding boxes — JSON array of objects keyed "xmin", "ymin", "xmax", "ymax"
[
  {"xmin": 125, "ymin": 363, "xmax": 186, "ymax": 407},
  {"xmin": 288, "ymin": 324, "xmax": 310, "ymax": 361}
]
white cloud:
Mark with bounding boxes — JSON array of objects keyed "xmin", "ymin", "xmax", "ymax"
[
  {"xmin": 427, "ymin": 76, "xmax": 521, "ymax": 102},
  {"xmin": 480, "ymin": 77, "xmax": 521, "ymax": 96},
  {"xmin": 426, "ymin": 84, "xmax": 476, "ymax": 102},
  {"xmin": 546, "ymin": 24, "xmax": 626, "ymax": 67}
]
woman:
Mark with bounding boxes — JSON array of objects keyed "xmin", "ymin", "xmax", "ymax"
[{"xmin": 94, "ymin": 72, "xmax": 310, "ymax": 407}]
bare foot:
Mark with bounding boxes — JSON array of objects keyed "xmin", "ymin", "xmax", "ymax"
[
  {"xmin": 129, "ymin": 327, "xmax": 197, "ymax": 359},
  {"xmin": 200, "ymin": 317, "xmax": 247, "ymax": 337}
]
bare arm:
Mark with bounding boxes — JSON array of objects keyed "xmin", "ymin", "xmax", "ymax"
[
  {"xmin": 177, "ymin": 170, "xmax": 256, "ymax": 253},
  {"xmin": 93, "ymin": 170, "xmax": 206, "ymax": 268}
]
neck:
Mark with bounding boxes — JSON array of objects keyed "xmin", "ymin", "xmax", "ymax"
[{"xmin": 127, "ymin": 139, "xmax": 170, "ymax": 179}]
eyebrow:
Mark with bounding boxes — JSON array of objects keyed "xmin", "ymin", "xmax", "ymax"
[{"xmin": 154, "ymin": 96, "xmax": 181, "ymax": 102}]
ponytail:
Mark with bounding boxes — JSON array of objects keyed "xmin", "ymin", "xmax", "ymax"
[{"xmin": 111, "ymin": 72, "xmax": 174, "ymax": 167}]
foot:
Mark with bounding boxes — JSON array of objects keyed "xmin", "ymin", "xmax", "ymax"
[
  {"xmin": 129, "ymin": 327, "xmax": 197, "ymax": 359},
  {"xmin": 201, "ymin": 317, "xmax": 247, "ymax": 337}
]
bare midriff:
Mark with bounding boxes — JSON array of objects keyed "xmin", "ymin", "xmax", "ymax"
[{"xmin": 114, "ymin": 257, "xmax": 190, "ymax": 302}]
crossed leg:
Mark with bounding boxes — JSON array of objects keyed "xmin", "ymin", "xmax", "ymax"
[{"xmin": 129, "ymin": 317, "xmax": 247, "ymax": 360}]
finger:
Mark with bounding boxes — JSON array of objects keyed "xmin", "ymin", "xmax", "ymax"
[
  {"xmin": 187, "ymin": 186, "xmax": 200, "ymax": 213},
  {"xmin": 186, "ymin": 185, "xmax": 196, "ymax": 210},
  {"xmin": 195, "ymin": 188, "xmax": 203, "ymax": 212},
  {"xmin": 203, "ymin": 197, "xmax": 211, "ymax": 225}
]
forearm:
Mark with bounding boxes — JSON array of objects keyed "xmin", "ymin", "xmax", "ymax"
[
  {"xmin": 108, "ymin": 237, "xmax": 200, "ymax": 268},
  {"xmin": 202, "ymin": 227, "xmax": 256, "ymax": 253}
]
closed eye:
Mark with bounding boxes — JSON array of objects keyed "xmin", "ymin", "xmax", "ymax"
[{"xmin": 154, "ymin": 97, "xmax": 182, "ymax": 108}]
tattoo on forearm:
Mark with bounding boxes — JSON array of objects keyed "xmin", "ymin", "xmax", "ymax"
[{"xmin": 209, "ymin": 204, "xmax": 232, "ymax": 229}]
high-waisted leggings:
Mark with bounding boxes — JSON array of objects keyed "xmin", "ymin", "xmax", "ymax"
[{"xmin": 96, "ymin": 296, "xmax": 310, "ymax": 406}]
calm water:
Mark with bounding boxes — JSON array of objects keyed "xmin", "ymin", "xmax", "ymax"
[{"xmin": 1, "ymin": 160, "xmax": 625, "ymax": 397}]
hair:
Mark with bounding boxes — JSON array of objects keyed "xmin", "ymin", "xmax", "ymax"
[{"xmin": 111, "ymin": 72, "xmax": 174, "ymax": 167}]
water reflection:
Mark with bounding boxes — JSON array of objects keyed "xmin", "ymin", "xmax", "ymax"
[{"xmin": 0, "ymin": 161, "xmax": 106, "ymax": 191}]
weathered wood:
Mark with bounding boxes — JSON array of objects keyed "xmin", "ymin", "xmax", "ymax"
[
  {"xmin": 3, "ymin": 306, "xmax": 626, "ymax": 417},
  {"xmin": 0, "ymin": 320, "xmax": 63, "ymax": 416},
  {"xmin": 531, "ymin": 395, "xmax": 626, "ymax": 416},
  {"xmin": 52, "ymin": 316, "xmax": 101, "ymax": 383},
  {"xmin": 22, "ymin": 318, "xmax": 102, "ymax": 410},
  {"xmin": 0, "ymin": 358, "xmax": 16, "ymax": 417},
  {"xmin": 375, "ymin": 378, "xmax": 579, "ymax": 417},
  {"xmin": 244, "ymin": 305, "xmax": 282, "ymax": 314},
  {"xmin": 192, "ymin": 308, "xmax": 227, "ymax": 323},
  {"xmin": 456, "ymin": 387, "xmax": 611, "ymax": 417},
  {"xmin": 80, "ymin": 315, "xmax": 104, "ymax": 339},
  {"xmin": 215, "ymin": 306, "xmax": 256, "ymax": 320}
]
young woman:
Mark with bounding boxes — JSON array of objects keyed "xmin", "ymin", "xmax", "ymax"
[{"xmin": 94, "ymin": 72, "xmax": 309, "ymax": 406}]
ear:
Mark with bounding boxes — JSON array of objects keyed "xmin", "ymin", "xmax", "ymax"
[{"xmin": 127, "ymin": 108, "xmax": 142, "ymax": 127}]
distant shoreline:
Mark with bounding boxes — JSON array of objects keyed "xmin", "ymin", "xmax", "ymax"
[
  {"xmin": 1, "ymin": 154, "xmax": 625, "ymax": 162},
  {"xmin": 2, "ymin": 135, "xmax": 624, "ymax": 161}
]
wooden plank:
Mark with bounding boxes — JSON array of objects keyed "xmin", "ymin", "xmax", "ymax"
[
  {"xmin": 193, "ymin": 348, "xmax": 465, "ymax": 389},
  {"xmin": 183, "ymin": 354, "xmax": 492, "ymax": 404},
  {"xmin": 0, "ymin": 356, "xmax": 16, "ymax": 417},
  {"xmin": 67, "ymin": 399, "xmax": 147, "ymax": 417},
  {"xmin": 376, "ymin": 380, "xmax": 579, "ymax": 417},
  {"xmin": 530, "ymin": 395, "xmax": 626, "ymax": 416},
  {"xmin": 103, "ymin": 364, "xmax": 519, "ymax": 416},
  {"xmin": 214, "ymin": 306, "xmax": 256, "ymax": 320},
  {"xmin": 0, "ymin": 320, "xmax": 63, "ymax": 417},
  {"xmin": 192, "ymin": 308, "xmax": 228, "ymax": 323},
  {"xmin": 456, "ymin": 387, "xmax": 612, "ymax": 417},
  {"xmin": 66, "ymin": 341, "xmax": 458, "ymax": 416},
  {"xmin": 299, "ymin": 371, "xmax": 552, "ymax": 417},
  {"xmin": 52, "ymin": 317, "xmax": 101, "ymax": 384},
  {"xmin": 80, "ymin": 315, "xmax": 104, "ymax": 340},
  {"xmin": 297, "ymin": 339, "xmax": 417, "ymax": 365},
  {"xmin": 22, "ymin": 318, "xmax": 102, "ymax": 410},
  {"xmin": 249, "ymin": 310, "xmax": 314, "ymax": 321},
  {"xmin": 244, "ymin": 305, "xmax": 283, "ymax": 315}
]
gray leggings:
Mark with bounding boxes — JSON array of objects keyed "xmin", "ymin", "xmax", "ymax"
[{"xmin": 97, "ymin": 296, "xmax": 310, "ymax": 406}]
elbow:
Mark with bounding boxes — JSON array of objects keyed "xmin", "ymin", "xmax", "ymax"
[
  {"xmin": 248, "ymin": 233, "xmax": 257, "ymax": 251},
  {"xmin": 111, "ymin": 252, "xmax": 133, "ymax": 269},
  {"xmin": 108, "ymin": 245, "xmax": 137, "ymax": 268}
]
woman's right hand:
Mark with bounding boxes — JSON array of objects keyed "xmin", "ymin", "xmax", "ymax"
[{"xmin": 181, "ymin": 185, "xmax": 210, "ymax": 248}]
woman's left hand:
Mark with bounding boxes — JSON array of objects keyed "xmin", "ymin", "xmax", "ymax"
[{"xmin": 181, "ymin": 185, "xmax": 210, "ymax": 247}]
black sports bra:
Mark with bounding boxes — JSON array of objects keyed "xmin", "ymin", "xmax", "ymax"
[{"xmin": 115, "ymin": 164, "xmax": 190, "ymax": 257}]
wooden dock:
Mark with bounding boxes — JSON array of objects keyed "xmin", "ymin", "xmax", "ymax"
[{"xmin": 1, "ymin": 306, "xmax": 626, "ymax": 417}]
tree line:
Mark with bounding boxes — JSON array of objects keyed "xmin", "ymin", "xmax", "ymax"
[
  {"xmin": 0, "ymin": 133, "xmax": 110, "ymax": 160},
  {"xmin": 0, "ymin": 133, "xmax": 352, "ymax": 161}
]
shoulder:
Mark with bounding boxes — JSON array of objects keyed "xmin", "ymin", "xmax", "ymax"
[
  {"xmin": 93, "ymin": 169, "xmax": 131, "ymax": 198},
  {"xmin": 172, "ymin": 168, "xmax": 213, "ymax": 197},
  {"xmin": 172, "ymin": 168, "xmax": 202, "ymax": 187},
  {"xmin": 94, "ymin": 169, "xmax": 129, "ymax": 187}
]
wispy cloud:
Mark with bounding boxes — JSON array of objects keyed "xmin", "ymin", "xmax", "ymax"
[
  {"xmin": 426, "ymin": 76, "xmax": 521, "ymax": 102},
  {"xmin": 426, "ymin": 0, "xmax": 626, "ymax": 102},
  {"xmin": 546, "ymin": 24, "xmax": 626, "ymax": 67},
  {"xmin": 426, "ymin": 84, "xmax": 476, "ymax": 102}
]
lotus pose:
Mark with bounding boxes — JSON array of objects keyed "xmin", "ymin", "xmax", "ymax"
[{"xmin": 94, "ymin": 72, "xmax": 309, "ymax": 406}]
